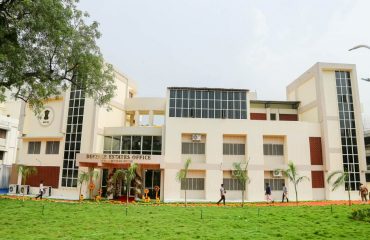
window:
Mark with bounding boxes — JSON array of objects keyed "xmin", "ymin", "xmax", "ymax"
[
  {"xmin": 264, "ymin": 179, "xmax": 284, "ymax": 191},
  {"xmin": 182, "ymin": 142, "xmax": 205, "ymax": 154},
  {"xmin": 169, "ymin": 89, "xmax": 247, "ymax": 119},
  {"xmin": 223, "ymin": 178, "xmax": 245, "ymax": 190},
  {"xmin": 46, "ymin": 141, "xmax": 60, "ymax": 154},
  {"xmin": 0, "ymin": 129, "xmax": 6, "ymax": 139},
  {"xmin": 104, "ymin": 135, "xmax": 162, "ymax": 155},
  {"xmin": 365, "ymin": 136, "xmax": 370, "ymax": 146},
  {"xmin": 366, "ymin": 173, "xmax": 370, "ymax": 183},
  {"xmin": 223, "ymin": 144, "xmax": 245, "ymax": 155},
  {"xmin": 335, "ymin": 70, "xmax": 360, "ymax": 190},
  {"xmin": 62, "ymin": 88, "xmax": 85, "ymax": 187},
  {"xmin": 263, "ymin": 144, "xmax": 284, "ymax": 155},
  {"xmin": 366, "ymin": 156, "xmax": 370, "ymax": 170},
  {"xmin": 28, "ymin": 142, "xmax": 41, "ymax": 154},
  {"xmin": 0, "ymin": 151, "xmax": 4, "ymax": 160},
  {"xmin": 270, "ymin": 113, "xmax": 276, "ymax": 121},
  {"xmin": 181, "ymin": 178, "xmax": 205, "ymax": 190}
]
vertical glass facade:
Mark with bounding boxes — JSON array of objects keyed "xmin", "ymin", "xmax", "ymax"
[
  {"xmin": 61, "ymin": 87, "xmax": 85, "ymax": 187},
  {"xmin": 335, "ymin": 71, "xmax": 360, "ymax": 190},
  {"xmin": 169, "ymin": 88, "xmax": 247, "ymax": 119}
]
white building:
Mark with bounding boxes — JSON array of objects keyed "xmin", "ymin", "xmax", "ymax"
[
  {"xmin": 11, "ymin": 62, "xmax": 368, "ymax": 202},
  {"xmin": 0, "ymin": 104, "xmax": 19, "ymax": 190}
]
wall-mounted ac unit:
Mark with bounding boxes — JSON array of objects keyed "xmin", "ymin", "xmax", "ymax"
[
  {"xmin": 19, "ymin": 185, "xmax": 30, "ymax": 195},
  {"xmin": 192, "ymin": 134, "xmax": 202, "ymax": 142},
  {"xmin": 42, "ymin": 186, "xmax": 52, "ymax": 197},
  {"xmin": 8, "ymin": 184, "xmax": 18, "ymax": 194},
  {"xmin": 273, "ymin": 170, "xmax": 282, "ymax": 177}
]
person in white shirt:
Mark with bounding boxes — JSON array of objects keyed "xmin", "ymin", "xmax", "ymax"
[
  {"xmin": 35, "ymin": 180, "xmax": 44, "ymax": 200},
  {"xmin": 217, "ymin": 184, "xmax": 226, "ymax": 205}
]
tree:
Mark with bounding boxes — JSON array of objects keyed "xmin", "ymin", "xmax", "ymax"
[
  {"xmin": 87, "ymin": 168, "xmax": 99, "ymax": 199},
  {"xmin": 17, "ymin": 165, "xmax": 37, "ymax": 201},
  {"xmin": 0, "ymin": 0, "xmax": 115, "ymax": 114},
  {"xmin": 77, "ymin": 171, "xmax": 89, "ymax": 201},
  {"xmin": 232, "ymin": 160, "xmax": 250, "ymax": 207},
  {"xmin": 113, "ymin": 163, "xmax": 138, "ymax": 206},
  {"xmin": 327, "ymin": 170, "xmax": 352, "ymax": 206},
  {"xmin": 77, "ymin": 169, "xmax": 98, "ymax": 200},
  {"xmin": 176, "ymin": 158, "xmax": 191, "ymax": 207},
  {"xmin": 278, "ymin": 161, "xmax": 309, "ymax": 205}
]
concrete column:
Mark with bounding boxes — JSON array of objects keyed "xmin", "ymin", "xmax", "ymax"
[
  {"xmin": 149, "ymin": 110, "xmax": 154, "ymax": 126},
  {"xmin": 134, "ymin": 111, "xmax": 139, "ymax": 126},
  {"xmin": 205, "ymin": 170, "xmax": 223, "ymax": 201}
]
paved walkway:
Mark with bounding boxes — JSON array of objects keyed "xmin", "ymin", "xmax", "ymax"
[{"xmin": 1, "ymin": 195, "xmax": 368, "ymax": 207}]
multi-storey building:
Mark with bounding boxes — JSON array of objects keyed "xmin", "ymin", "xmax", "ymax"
[
  {"xmin": 365, "ymin": 130, "xmax": 370, "ymax": 190},
  {"xmin": 11, "ymin": 62, "xmax": 368, "ymax": 201},
  {"xmin": 0, "ymin": 102, "xmax": 19, "ymax": 190}
]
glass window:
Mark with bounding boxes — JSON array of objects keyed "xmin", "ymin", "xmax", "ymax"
[
  {"xmin": 112, "ymin": 136, "xmax": 121, "ymax": 151},
  {"xmin": 0, "ymin": 129, "xmax": 6, "ymax": 139},
  {"xmin": 131, "ymin": 136, "xmax": 141, "ymax": 153},
  {"xmin": 28, "ymin": 141, "xmax": 41, "ymax": 154},
  {"xmin": 142, "ymin": 136, "xmax": 152, "ymax": 154},
  {"xmin": 104, "ymin": 136, "xmax": 112, "ymax": 151},
  {"xmin": 46, "ymin": 141, "xmax": 60, "ymax": 154}
]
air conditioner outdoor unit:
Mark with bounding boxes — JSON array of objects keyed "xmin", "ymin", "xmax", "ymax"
[
  {"xmin": 19, "ymin": 185, "xmax": 30, "ymax": 195},
  {"xmin": 273, "ymin": 170, "xmax": 282, "ymax": 177},
  {"xmin": 8, "ymin": 184, "xmax": 18, "ymax": 194},
  {"xmin": 192, "ymin": 134, "xmax": 202, "ymax": 142},
  {"xmin": 42, "ymin": 186, "xmax": 52, "ymax": 197}
]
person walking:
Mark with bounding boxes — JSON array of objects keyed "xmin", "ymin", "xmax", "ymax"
[
  {"xmin": 35, "ymin": 180, "xmax": 44, "ymax": 200},
  {"xmin": 282, "ymin": 183, "xmax": 289, "ymax": 202},
  {"xmin": 265, "ymin": 183, "xmax": 273, "ymax": 203},
  {"xmin": 217, "ymin": 184, "xmax": 226, "ymax": 206},
  {"xmin": 359, "ymin": 183, "xmax": 368, "ymax": 202}
]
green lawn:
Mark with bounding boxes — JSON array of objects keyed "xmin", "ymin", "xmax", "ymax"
[{"xmin": 0, "ymin": 198, "xmax": 369, "ymax": 240}]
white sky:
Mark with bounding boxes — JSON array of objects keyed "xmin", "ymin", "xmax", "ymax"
[{"xmin": 79, "ymin": 0, "xmax": 370, "ymax": 128}]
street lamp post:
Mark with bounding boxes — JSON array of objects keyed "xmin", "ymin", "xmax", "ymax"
[
  {"xmin": 349, "ymin": 45, "xmax": 370, "ymax": 51},
  {"xmin": 349, "ymin": 44, "xmax": 370, "ymax": 82}
]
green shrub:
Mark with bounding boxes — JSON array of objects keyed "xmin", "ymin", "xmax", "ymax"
[{"xmin": 351, "ymin": 208, "xmax": 370, "ymax": 222}]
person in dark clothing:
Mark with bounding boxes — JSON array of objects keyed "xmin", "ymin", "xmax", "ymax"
[
  {"xmin": 217, "ymin": 184, "xmax": 226, "ymax": 205},
  {"xmin": 282, "ymin": 183, "xmax": 289, "ymax": 202},
  {"xmin": 265, "ymin": 183, "xmax": 273, "ymax": 203}
]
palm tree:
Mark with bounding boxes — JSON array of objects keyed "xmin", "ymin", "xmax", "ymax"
[
  {"xmin": 176, "ymin": 158, "xmax": 191, "ymax": 207},
  {"xmin": 278, "ymin": 161, "xmax": 309, "ymax": 205},
  {"xmin": 87, "ymin": 168, "xmax": 99, "ymax": 199},
  {"xmin": 232, "ymin": 160, "xmax": 250, "ymax": 207},
  {"xmin": 78, "ymin": 171, "xmax": 89, "ymax": 201},
  {"xmin": 113, "ymin": 163, "xmax": 138, "ymax": 206},
  {"xmin": 124, "ymin": 163, "xmax": 138, "ymax": 206},
  {"xmin": 17, "ymin": 165, "xmax": 37, "ymax": 201},
  {"xmin": 327, "ymin": 170, "xmax": 351, "ymax": 206}
]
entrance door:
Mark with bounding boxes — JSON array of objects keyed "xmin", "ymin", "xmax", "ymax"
[{"xmin": 144, "ymin": 170, "xmax": 161, "ymax": 199}]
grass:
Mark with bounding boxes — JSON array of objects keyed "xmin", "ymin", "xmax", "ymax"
[{"xmin": 0, "ymin": 198, "xmax": 369, "ymax": 239}]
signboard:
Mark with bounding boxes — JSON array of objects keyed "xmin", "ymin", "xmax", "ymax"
[{"xmin": 76, "ymin": 153, "xmax": 163, "ymax": 166}]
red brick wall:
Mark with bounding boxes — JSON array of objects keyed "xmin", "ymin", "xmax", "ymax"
[
  {"xmin": 311, "ymin": 171, "xmax": 325, "ymax": 188},
  {"xmin": 250, "ymin": 113, "xmax": 267, "ymax": 120},
  {"xmin": 25, "ymin": 166, "xmax": 60, "ymax": 188},
  {"xmin": 309, "ymin": 137, "xmax": 323, "ymax": 165},
  {"xmin": 279, "ymin": 114, "xmax": 298, "ymax": 121}
]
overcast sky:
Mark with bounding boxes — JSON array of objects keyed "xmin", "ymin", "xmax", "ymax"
[{"xmin": 79, "ymin": 0, "xmax": 370, "ymax": 127}]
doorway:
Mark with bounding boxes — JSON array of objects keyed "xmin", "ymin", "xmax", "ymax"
[{"xmin": 144, "ymin": 170, "xmax": 161, "ymax": 199}]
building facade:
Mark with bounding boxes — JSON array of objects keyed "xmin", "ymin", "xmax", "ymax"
[
  {"xmin": 0, "ymin": 112, "xmax": 19, "ymax": 190},
  {"xmin": 11, "ymin": 62, "xmax": 368, "ymax": 201},
  {"xmin": 365, "ymin": 130, "xmax": 370, "ymax": 190}
]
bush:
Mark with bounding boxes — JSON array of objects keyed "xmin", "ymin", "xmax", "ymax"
[{"xmin": 351, "ymin": 208, "xmax": 370, "ymax": 222}]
